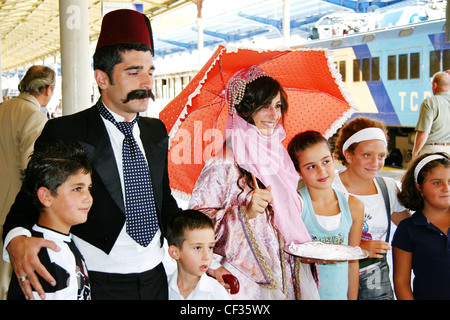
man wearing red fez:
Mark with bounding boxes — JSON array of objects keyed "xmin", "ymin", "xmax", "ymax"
[{"xmin": 3, "ymin": 9, "xmax": 181, "ymax": 300}]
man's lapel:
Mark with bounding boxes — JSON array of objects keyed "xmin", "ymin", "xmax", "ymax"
[{"xmin": 79, "ymin": 104, "xmax": 125, "ymax": 214}]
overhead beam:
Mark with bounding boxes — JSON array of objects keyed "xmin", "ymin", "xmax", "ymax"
[
  {"xmin": 201, "ymin": 28, "xmax": 269, "ymax": 42},
  {"xmin": 290, "ymin": 12, "xmax": 335, "ymax": 32},
  {"xmin": 321, "ymin": 0, "xmax": 407, "ymax": 13},
  {"xmin": 157, "ymin": 38, "xmax": 222, "ymax": 50},
  {"xmin": 238, "ymin": 12, "xmax": 332, "ymax": 34},
  {"xmin": 238, "ymin": 13, "xmax": 282, "ymax": 32}
]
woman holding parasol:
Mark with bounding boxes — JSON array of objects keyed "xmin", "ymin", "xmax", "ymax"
[{"xmin": 188, "ymin": 66, "xmax": 320, "ymax": 300}]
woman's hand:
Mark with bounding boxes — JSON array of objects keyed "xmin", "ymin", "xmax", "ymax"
[
  {"xmin": 207, "ymin": 266, "xmax": 232, "ymax": 290},
  {"xmin": 246, "ymin": 186, "xmax": 273, "ymax": 219},
  {"xmin": 207, "ymin": 266, "xmax": 240, "ymax": 294},
  {"xmin": 360, "ymin": 240, "xmax": 391, "ymax": 259}
]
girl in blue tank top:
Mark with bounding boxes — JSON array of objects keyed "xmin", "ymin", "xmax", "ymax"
[{"xmin": 288, "ymin": 131, "xmax": 364, "ymax": 300}]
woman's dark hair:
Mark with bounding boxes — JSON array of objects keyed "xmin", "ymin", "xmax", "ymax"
[
  {"xmin": 287, "ymin": 130, "xmax": 332, "ymax": 172},
  {"xmin": 21, "ymin": 140, "xmax": 92, "ymax": 211},
  {"xmin": 397, "ymin": 152, "xmax": 450, "ymax": 211},
  {"xmin": 234, "ymin": 76, "xmax": 288, "ymax": 125}
]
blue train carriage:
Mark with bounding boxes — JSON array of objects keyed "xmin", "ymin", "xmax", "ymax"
[{"xmin": 301, "ymin": 18, "xmax": 449, "ymax": 166}]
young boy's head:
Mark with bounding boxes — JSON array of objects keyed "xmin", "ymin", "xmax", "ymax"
[
  {"xmin": 167, "ymin": 210, "xmax": 215, "ymax": 277},
  {"xmin": 22, "ymin": 140, "xmax": 93, "ymax": 233}
]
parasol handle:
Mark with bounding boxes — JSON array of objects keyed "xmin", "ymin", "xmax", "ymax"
[{"xmin": 251, "ymin": 173, "xmax": 259, "ymax": 190}]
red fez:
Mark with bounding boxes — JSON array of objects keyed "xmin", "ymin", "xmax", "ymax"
[{"xmin": 96, "ymin": 9, "xmax": 154, "ymax": 52}]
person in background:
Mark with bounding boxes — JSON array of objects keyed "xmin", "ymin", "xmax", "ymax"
[
  {"xmin": 2, "ymin": 9, "xmax": 180, "ymax": 300},
  {"xmin": 333, "ymin": 117, "xmax": 410, "ymax": 300},
  {"xmin": 166, "ymin": 209, "xmax": 231, "ymax": 300},
  {"xmin": 393, "ymin": 152, "xmax": 450, "ymax": 300},
  {"xmin": 0, "ymin": 65, "xmax": 55, "ymax": 299},
  {"xmin": 288, "ymin": 130, "xmax": 364, "ymax": 300},
  {"xmin": 189, "ymin": 66, "xmax": 320, "ymax": 300},
  {"xmin": 8, "ymin": 140, "xmax": 92, "ymax": 300},
  {"xmin": 412, "ymin": 71, "xmax": 450, "ymax": 158}
]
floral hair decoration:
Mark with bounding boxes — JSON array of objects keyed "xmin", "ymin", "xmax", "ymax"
[{"xmin": 225, "ymin": 65, "xmax": 272, "ymax": 115}]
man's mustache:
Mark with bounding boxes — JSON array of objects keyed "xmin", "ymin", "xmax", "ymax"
[{"xmin": 122, "ymin": 89, "xmax": 155, "ymax": 103}]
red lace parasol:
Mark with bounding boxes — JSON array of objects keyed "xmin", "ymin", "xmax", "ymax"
[{"xmin": 159, "ymin": 45, "xmax": 357, "ymax": 198}]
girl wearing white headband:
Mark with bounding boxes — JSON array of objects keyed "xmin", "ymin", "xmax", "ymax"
[
  {"xmin": 394, "ymin": 152, "xmax": 450, "ymax": 299},
  {"xmin": 333, "ymin": 117, "xmax": 410, "ymax": 300}
]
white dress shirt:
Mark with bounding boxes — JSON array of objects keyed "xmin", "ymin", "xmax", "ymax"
[
  {"xmin": 74, "ymin": 103, "xmax": 164, "ymax": 273},
  {"xmin": 168, "ymin": 269, "xmax": 231, "ymax": 300}
]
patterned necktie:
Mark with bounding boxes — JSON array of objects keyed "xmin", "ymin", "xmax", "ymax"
[{"xmin": 98, "ymin": 103, "xmax": 158, "ymax": 247}]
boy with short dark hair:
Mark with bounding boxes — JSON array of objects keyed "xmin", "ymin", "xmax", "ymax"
[
  {"xmin": 166, "ymin": 210, "xmax": 231, "ymax": 300},
  {"xmin": 7, "ymin": 140, "xmax": 92, "ymax": 300}
]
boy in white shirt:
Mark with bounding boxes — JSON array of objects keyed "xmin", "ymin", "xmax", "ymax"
[
  {"xmin": 7, "ymin": 140, "xmax": 92, "ymax": 300},
  {"xmin": 166, "ymin": 210, "xmax": 231, "ymax": 300}
]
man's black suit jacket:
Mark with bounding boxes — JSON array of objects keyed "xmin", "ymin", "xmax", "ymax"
[{"xmin": 3, "ymin": 101, "xmax": 180, "ymax": 254}]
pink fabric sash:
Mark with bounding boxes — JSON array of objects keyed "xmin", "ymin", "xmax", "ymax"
[{"xmin": 225, "ymin": 113, "xmax": 311, "ymax": 244}]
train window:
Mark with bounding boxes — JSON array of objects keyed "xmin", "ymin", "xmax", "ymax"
[
  {"xmin": 338, "ymin": 61, "xmax": 346, "ymax": 82},
  {"xmin": 353, "ymin": 59, "xmax": 360, "ymax": 82},
  {"xmin": 372, "ymin": 57, "xmax": 380, "ymax": 81},
  {"xmin": 362, "ymin": 58, "xmax": 370, "ymax": 81},
  {"xmin": 388, "ymin": 55, "xmax": 396, "ymax": 80},
  {"xmin": 353, "ymin": 57, "xmax": 380, "ymax": 82},
  {"xmin": 443, "ymin": 49, "xmax": 450, "ymax": 71},
  {"xmin": 429, "ymin": 50, "xmax": 440, "ymax": 77},
  {"xmin": 399, "ymin": 54, "xmax": 408, "ymax": 80},
  {"xmin": 410, "ymin": 52, "xmax": 420, "ymax": 79}
]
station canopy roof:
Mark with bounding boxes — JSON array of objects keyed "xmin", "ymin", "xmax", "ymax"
[{"xmin": 1, "ymin": 0, "xmax": 412, "ymax": 71}]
